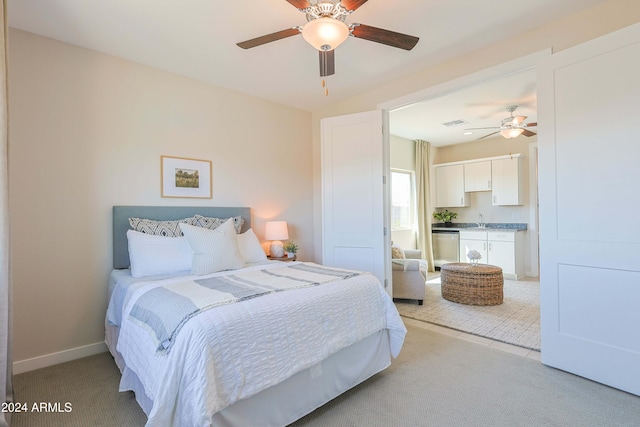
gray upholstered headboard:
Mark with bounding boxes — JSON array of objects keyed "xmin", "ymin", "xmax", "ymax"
[{"xmin": 113, "ymin": 206, "xmax": 251, "ymax": 269}]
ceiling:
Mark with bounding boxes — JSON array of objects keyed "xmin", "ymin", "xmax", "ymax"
[
  {"xmin": 389, "ymin": 67, "xmax": 538, "ymax": 146},
  {"xmin": 8, "ymin": 0, "xmax": 604, "ymax": 114}
]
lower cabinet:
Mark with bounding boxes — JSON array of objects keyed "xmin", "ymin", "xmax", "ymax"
[{"xmin": 459, "ymin": 230, "xmax": 525, "ymax": 280}]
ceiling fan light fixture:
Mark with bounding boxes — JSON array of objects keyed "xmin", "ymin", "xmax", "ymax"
[
  {"xmin": 302, "ymin": 17, "xmax": 350, "ymax": 51},
  {"xmin": 500, "ymin": 128, "xmax": 525, "ymax": 139}
]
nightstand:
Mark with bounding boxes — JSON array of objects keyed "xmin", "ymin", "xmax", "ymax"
[{"xmin": 267, "ymin": 255, "xmax": 297, "ymax": 262}]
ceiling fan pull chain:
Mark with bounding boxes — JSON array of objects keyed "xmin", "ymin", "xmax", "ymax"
[{"xmin": 321, "ymin": 79, "xmax": 329, "ymax": 96}]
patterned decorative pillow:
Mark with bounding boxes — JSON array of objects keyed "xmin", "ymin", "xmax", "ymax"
[
  {"xmin": 391, "ymin": 244, "xmax": 406, "ymax": 259},
  {"xmin": 128, "ymin": 217, "xmax": 195, "ymax": 237},
  {"xmin": 192, "ymin": 215, "xmax": 244, "ymax": 234}
]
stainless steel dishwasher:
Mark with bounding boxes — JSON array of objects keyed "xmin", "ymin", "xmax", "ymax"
[{"xmin": 432, "ymin": 230, "xmax": 460, "ymax": 269}]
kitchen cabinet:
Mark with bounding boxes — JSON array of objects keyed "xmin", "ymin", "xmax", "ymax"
[
  {"xmin": 459, "ymin": 230, "xmax": 525, "ymax": 279},
  {"xmin": 491, "ymin": 157, "xmax": 523, "ymax": 206},
  {"xmin": 464, "ymin": 160, "xmax": 492, "ymax": 192},
  {"xmin": 435, "ymin": 164, "xmax": 469, "ymax": 207},
  {"xmin": 434, "ymin": 153, "xmax": 522, "ymax": 206}
]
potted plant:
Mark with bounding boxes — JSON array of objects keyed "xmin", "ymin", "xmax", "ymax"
[
  {"xmin": 432, "ymin": 209, "xmax": 458, "ymax": 226},
  {"xmin": 283, "ymin": 241, "xmax": 299, "ymax": 258}
]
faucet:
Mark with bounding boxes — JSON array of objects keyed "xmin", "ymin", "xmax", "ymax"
[{"xmin": 477, "ymin": 213, "xmax": 485, "ymax": 228}]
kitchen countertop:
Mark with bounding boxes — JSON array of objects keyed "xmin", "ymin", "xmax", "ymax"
[{"xmin": 432, "ymin": 223, "xmax": 527, "ymax": 232}]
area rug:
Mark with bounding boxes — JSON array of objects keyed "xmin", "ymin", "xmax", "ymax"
[{"xmin": 396, "ymin": 276, "xmax": 540, "ymax": 351}]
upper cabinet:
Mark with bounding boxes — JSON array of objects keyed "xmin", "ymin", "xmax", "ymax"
[
  {"xmin": 491, "ymin": 157, "xmax": 523, "ymax": 206},
  {"xmin": 435, "ymin": 164, "xmax": 469, "ymax": 207},
  {"xmin": 464, "ymin": 160, "xmax": 492, "ymax": 192},
  {"xmin": 434, "ymin": 154, "xmax": 523, "ymax": 207}
]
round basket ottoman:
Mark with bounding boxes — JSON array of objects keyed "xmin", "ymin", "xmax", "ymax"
[{"xmin": 440, "ymin": 263, "xmax": 504, "ymax": 306}]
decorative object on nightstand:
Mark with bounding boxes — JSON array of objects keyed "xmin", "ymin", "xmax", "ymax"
[
  {"xmin": 283, "ymin": 241, "xmax": 298, "ymax": 258},
  {"xmin": 264, "ymin": 221, "xmax": 289, "ymax": 258}
]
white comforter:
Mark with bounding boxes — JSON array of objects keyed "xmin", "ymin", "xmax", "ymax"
[{"xmin": 115, "ymin": 262, "xmax": 406, "ymax": 427}]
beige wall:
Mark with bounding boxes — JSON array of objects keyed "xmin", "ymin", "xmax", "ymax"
[
  {"xmin": 310, "ymin": 0, "xmax": 639, "ymax": 265},
  {"xmin": 8, "ymin": 30, "xmax": 313, "ymax": 365},
  {"xmin": 390, "ymin": 135, "xmax": 415, "ymax": 172}
]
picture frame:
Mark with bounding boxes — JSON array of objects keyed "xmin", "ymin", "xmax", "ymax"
[{"xmin": 161, "ymin": 155, "xmax": 212, "ymax": 199}]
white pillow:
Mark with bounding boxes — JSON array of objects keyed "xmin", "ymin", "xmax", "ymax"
[
  {"xmin": 179, "ymin": 220, "xmax": 246, "ymax": 275},
  {"xmin": 236, "ymin": 229, "xmax": 267, "ymax": 264},
  {"xmin": 127, "ymin": 230, "xmax": 193, "ymax": 277}
]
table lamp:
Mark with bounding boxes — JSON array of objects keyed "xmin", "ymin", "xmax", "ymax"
[{"xmin": 264, "ymin": 221, "xmax": 289, "ymax": 258}]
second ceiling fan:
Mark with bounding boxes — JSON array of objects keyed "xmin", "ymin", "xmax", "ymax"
[
  {"xmin": 466, "ymin": 105, "xmax": 538, "ymax": 140},
  {"xmin": 236, "ymin": 0, "xmax": 419, "ymax": 78}
]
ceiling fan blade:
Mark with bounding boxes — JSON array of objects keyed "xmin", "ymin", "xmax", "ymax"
[
  {"xmin": 319, "ymin": 50, "xmax": 335, "ymax": 77},
  {"xmin": 522, "ymin": 129, "xmax": 536, "ymax": 137},
  {"xmin": 476, "ymin": 131, "xmax": 499, "ymax": 140},
  {"xmin": 341, "ymin": 0, "xmax": 369, "ymax": 11},
  {"xmin": 526, "ymin": 122, "xmax": 537, "ymax": 127},
  {"xmin": 284, "ymin": 0, "xmax": 311, "ymax": 9},
  {"xmin": 237, "ymin": 28, "xmax": 300, "ymax": 49},
  {"xmin": 351, "ymin": 24, "xmax": 419, "ymax": 51}
]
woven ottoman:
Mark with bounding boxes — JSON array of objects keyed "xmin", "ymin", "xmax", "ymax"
[{"xmin": 440, "ymin": 263, "xmax": 503, "ymax": 306}]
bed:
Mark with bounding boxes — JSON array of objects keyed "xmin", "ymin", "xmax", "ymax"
[{"xmin": 106, "ymin": 206, "xmax": 407, "ymax": 427}]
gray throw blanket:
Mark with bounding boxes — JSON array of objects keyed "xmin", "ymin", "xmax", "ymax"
[{"xmin": 128, "ymin": 263, "xmax": 361, "ymax": 353}]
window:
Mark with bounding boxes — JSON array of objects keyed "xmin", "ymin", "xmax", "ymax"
[{"xmin": 391, "ymin": 169, "xmax": 415, "ymax": 231}]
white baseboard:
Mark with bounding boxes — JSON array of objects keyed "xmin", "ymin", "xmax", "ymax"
[{"xmin": 13, "ymin": 341, "xmax": 108, "ymax": 375}]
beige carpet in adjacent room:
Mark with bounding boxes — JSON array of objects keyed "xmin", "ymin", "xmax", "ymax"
[{"xmin": 396, "ymin": 276, "xmax": 540, "ymax": 351}]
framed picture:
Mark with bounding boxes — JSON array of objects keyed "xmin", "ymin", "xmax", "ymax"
[{"xmin": 161, "ymin": 155, "xmax": 212, "ymax": 199}]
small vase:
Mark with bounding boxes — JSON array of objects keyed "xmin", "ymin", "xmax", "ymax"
[
  {"xmin": 444, "ymin": 222, "xmax": 453, "ymax": 228},
  {"xmin": 287, "ymin": 252, "xmax": 295, "ymax": 258}
]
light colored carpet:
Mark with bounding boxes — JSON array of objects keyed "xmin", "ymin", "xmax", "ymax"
[
  {"xmin": 396, "ymin": 276, "xmax": 541, "ymax": 351},
  {"xmin": 13, "ymin": 324, "xmax": 640, "ymax": 427}
]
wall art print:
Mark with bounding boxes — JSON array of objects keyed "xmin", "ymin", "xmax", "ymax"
[{"xmin": 161, "ymin": 155, "xmax": 212, "ymax": 199}]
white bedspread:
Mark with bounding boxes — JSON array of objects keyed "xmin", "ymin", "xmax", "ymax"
[{"xmin": 115, "ymin": 262, "xmax": 406, "ymax": 427}]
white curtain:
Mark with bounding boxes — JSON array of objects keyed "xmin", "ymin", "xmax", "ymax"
[
  {"xmin": 0, "ymin": 1, "xmax": 12, "ymax": 425},
  {"xmin": 415, "ymin": 140, "xmax": 435, "ymax": 272}
]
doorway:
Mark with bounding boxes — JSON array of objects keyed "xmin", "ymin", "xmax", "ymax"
[{"xmin": 381, "ymin": 51, "xmax": 548, "ymax": 280}]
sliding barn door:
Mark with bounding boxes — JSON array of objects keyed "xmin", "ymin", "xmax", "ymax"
[
  {"xmin": 321, "ymin": 110, "xmax": 388, "ymax": 289},
  {"xmin": 537, "ymin": 23, "xmax": 640, "ymax": 396}
]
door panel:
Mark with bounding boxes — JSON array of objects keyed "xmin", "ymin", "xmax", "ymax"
[
  {"xmin": 321, "ymin": 111, "xmax": 386, "ymax": 287},
  {"xmin": 538, "ymin": 23, "xmax": 640, "ymax": 395}
]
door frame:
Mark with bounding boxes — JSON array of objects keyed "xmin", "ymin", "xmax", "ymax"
[{"xmin": 378, "ymin": 49, "xmax": 550, "ymax": 280}]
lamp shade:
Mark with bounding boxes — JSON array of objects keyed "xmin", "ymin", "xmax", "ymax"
[
  {"xmin": 302, "ymin": 17, "xmax": 349, "ymax": 51},
  {"xmin": 500, "ymin": 128, "xmax": 524, "ymax": 139},
  {"xmin": 264, "ymin": 221, "xmax": 289, "ymax": 241}
]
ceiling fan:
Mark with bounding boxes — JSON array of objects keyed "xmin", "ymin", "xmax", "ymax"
[
  {"xmin": 236, "ymin": 0, "xmax": 419, "ymax": 79},
  {"xmin": 466, "ymin": 105, "xmax": 537, "ymax": 140}
]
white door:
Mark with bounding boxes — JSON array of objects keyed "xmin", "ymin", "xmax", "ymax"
[
  {"xmin": 321, "ymin": 110, "xmax": 388, "ymax": 289},
  {"xmin": 538, "ymin": 23, "xmax": 640, "ymax": 396}
]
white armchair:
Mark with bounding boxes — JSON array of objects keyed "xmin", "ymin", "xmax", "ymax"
[{"xmin": 391, "ymin": 248, "xmax": 427, "ymax": 305}]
